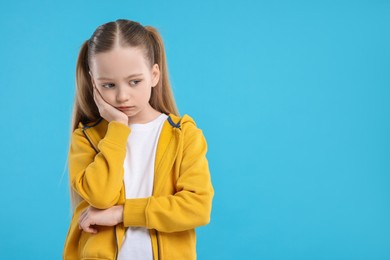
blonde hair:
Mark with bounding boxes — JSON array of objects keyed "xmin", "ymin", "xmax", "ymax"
[{"xmin": 67, "ymin": 19, "xmax": 180, "ymax": 214}]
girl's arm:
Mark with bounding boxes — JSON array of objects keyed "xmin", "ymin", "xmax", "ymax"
[
  {"xmin": 122, "ymin": 124, "xmax": 214, "ymax": 233},
  {"xmin": 69, "ymin": 121, "xmax": 130, "ymax": 209}
]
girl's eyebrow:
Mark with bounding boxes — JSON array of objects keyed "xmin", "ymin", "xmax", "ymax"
[{"xmin": 97, "ymin": 73, "xmax": 143, "ymax": 80}]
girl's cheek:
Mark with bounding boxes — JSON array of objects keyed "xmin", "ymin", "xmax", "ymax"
[{"xmin": 100, "ymin": 92, "xmax": 114, "ymax": 104}]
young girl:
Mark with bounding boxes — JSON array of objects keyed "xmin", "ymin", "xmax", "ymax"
[{"xmin": 62, "ymin": 19, "xmax": 214, "ymax": 260}]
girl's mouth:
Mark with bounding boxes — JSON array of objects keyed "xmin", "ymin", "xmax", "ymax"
[{"xmin": 117, "ymin": 106, "xmax": 135, "ymax": 111}]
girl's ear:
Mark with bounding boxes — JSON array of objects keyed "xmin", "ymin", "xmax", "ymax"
[{"xmin": 151, "ymin": 64, "xmax": 160, "ymax": 87}]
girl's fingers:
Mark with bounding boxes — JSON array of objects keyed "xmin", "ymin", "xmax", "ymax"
[
  {"xmin": 85, "ymin": 227, "xmax": 97, "ymax": 233},
  {"xmin": 88, "ymin": 225, "xmax": 98, "ymax": 233},
  {"xmin": 79, "ymin": 214, "xmax": 98, "ymax": 233},
  {"xmin": 93, "ymin": 86, "xmax": 109, "ymax": 108},
  {"xmin": 77, "ymin": 206, "xmax": 98, "ymax": 233},
  {"xmin": 79, "ymin": 208, "xmax": 88, "ymax": 223},
  {"xmin": 93, "ymin": 86, "xmax": 101, "ymax": 106},
  {"xmin": 92, "ymin": 85, "xmax": 127, "ymax": 124},
  {"xmin": 78, "ymin": 207, "xmax": 90, "ymax": 229},
  {"xmin": 80, "ymin": 216, "xmax": 91, "ymax": 232}
]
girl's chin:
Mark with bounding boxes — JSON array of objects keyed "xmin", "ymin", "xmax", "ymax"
[{"xmin": 124, "ymin": 110, "xmax": 138, "ymax": 117}]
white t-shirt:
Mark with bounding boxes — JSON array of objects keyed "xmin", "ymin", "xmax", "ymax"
[{"xmin": 117, "ymin": 113, "xmax": 168, "ymax": 260}]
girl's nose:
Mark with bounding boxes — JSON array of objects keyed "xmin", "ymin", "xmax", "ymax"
[{"xmin": 116, "ymin": 85, "xmax": 130, "ymax": 103}]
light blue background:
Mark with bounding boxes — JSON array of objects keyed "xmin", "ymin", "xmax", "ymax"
[{"xmin": 0, "ymin": 0, "xmax": 389, "ymax": 259}]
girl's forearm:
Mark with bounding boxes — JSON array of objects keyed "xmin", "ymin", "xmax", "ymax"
[{"xmin": 114, "ymin": 205, "xmax": 124, "ymax": 224}]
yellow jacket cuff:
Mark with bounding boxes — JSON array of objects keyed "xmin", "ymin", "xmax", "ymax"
[
  {"xmin": 123, "ymin": 198, "xmax": 149, "ymax": 227},
  {"xmin": 98, "ymin": 121, "xmax": 131, "ymax": 150}
]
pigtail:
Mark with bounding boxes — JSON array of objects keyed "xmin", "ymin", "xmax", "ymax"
[
  {"xmin": 145, "ymin": 26, "xmax": 180, "ymax": 116},
  {"xmin": 72, "ymin": 40, "xmax": 100, "ymax": 132}
]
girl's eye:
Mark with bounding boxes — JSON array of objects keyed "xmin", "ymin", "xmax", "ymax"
[
  {"xmin": 101, "ymin": 83, "xmax": 115, "ymax": 89},
  {"xmin": 130, "ymin": 80, "xmax": 141, "ymax": 86}
]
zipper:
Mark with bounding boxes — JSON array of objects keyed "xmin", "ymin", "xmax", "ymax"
[
  {"xmin": 155, "ymin": 229, "xmax": 161, "ymax": 260},
  {"xmin": 152, "ymin": 114, "xmax": 180, "ymax": 260},
  {"xmin": 82, "ymin": 129, "xmax": 99, "ymax": 153},
  {"xmin": 115, "ymin": 178, "xmax": 126, "ymax": 260},
  {"xmin": 114, "ymin": 226, "xmax": 118, "ymax": 260}
]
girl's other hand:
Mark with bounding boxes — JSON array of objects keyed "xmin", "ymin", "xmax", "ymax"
[
  {"xmin": 78, "ymin": 205, "xmax": 124, "ymax": 234},
  {"xmin": 93, "ymin": 86, "xmax": 128, "ymax": 125}
]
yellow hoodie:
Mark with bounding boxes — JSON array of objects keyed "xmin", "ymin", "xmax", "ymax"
[{"xmin": 63, "ymin": 113, "xmax": 214, "ymax": 260}]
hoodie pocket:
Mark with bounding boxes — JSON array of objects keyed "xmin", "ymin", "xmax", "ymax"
[{"xmin": 78, "ymin": 225, "xmax": 117, "ymax": 260}]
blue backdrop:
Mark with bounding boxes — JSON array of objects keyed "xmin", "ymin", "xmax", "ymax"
[{"xmin": 0, "ymin": 0, "xmax": 389, "ymax": 259}]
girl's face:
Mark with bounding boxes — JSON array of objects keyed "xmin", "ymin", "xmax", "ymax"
[{"xmin": 89, "ymin": 45, "xmax": 160, "ymax": 123}]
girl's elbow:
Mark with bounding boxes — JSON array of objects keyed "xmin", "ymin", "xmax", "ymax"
[
  {"xmin": 196, "ymin": 202, "xmax": 213, "ymax": 226},
  {"xmin": 198, "ymin": 213, "xmax": 211, "ymax": 226}
]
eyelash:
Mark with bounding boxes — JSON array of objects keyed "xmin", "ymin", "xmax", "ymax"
[{"xmin": 101, "ymin": 80, "xmax": 141, "ymax": 89}]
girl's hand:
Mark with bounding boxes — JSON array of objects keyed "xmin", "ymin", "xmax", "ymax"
[
  {"xmin": 93, "ymin": 86, "xmax": 128, "ymax": 125},
  {"xmin": 78, "ymin": 205, "xmax": 124, "ymax": 234}
]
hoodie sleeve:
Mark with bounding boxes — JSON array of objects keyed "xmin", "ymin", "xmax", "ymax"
[
  {"xmin": 123, "ymin": 123, "xmax": 214, "ymax": 232},
  {"xmin": 68, "ymin": 121, "xmax": 131, "ymax": 209}
]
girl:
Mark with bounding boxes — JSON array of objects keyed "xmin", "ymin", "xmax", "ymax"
[{"xmin": 62, "ymin": 19, "xmax": 214, "ymax": 260}]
